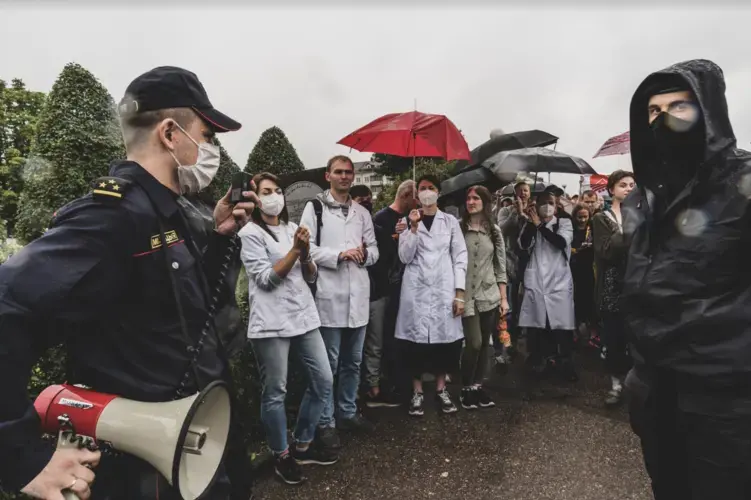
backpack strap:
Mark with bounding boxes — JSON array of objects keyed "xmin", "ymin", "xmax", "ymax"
[{"xmin": 309, "ymin": 199, "xmax": 324, "ymax": 246}]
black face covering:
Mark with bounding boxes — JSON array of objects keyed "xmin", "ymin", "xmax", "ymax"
[
  {"xmin": 649, "ymin": 111, "xmax": 704, "ymax": 199},
  {"xmin": 360, "ymin": 201, "xmax": 373, "ymax": 213}
]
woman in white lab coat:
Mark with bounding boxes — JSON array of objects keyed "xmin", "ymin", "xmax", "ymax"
[
  {"xmin": 517, "ymin": 191, "xmax": 577, "ymax": 381},
  {"xmin": 239, "ymin": 172, "xmax": 336, "ymax": 486},
  {"xmin": 395, "ymin": 175, "xmax": 468, "ymax": 417}
]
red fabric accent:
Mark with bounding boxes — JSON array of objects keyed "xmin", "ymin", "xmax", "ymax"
[
  {"xmin": 132, "ymin": 239, "xmax": 185, "ymax": 257},
  {"xmin": 34, "ymin": 384, "xmax": 119, "ymax": 440},
  {"xmin": 589, "ymin": 174, "xmax": 609, "ymax": 193},
  {"xmin": 593, "ymin": 131, "xmax": 630, "ymax": 158}
]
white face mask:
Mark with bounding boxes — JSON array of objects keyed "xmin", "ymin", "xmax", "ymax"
[
  {"xmin": 418, "ymin": 190, "xmax": 438, "ymax": 207},
  {"xmin": 538, "ymin": 204, "xmax": 555, "ymax": 218},
  {"xmin": 259, "ymin": 192, "xmax": 285, "ymax": 217},
  {"xmin": 170, "ymin": 122, "xmax": 221, "ymax": 195}
]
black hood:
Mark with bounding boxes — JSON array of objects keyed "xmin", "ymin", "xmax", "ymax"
[{"xmin": 629, "ymin": 59, "xmax": 737, "ymax": 192}]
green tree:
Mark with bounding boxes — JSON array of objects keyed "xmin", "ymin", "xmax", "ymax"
[
  {"xmin": 0, "ymin": 79, "xmax": 46, "ymax": 234},
  {"xmin": 15, "ymin": 63, "xmax": 125, "ymax": 243},
  {"xmin": 371, "ymin": 153, "xmax": 439, "ymax": 178},
  {"xmin": 245, "ymin": 126, "xmax": 305, "ymax": 176}
]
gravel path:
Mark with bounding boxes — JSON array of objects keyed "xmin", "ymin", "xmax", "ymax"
[{"xmin": 252, "ymin": 347, "xmax": 653, "ymax": 500}]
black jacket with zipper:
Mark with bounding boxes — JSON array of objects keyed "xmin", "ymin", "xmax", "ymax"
[{"xmin": 621, "ymin": 59, "xmax": 751, "ymax": 392}]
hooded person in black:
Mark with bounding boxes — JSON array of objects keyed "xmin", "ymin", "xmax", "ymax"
[{"xmin": 621, "ymin": 59, "xmax": 751, "ymax": 499}]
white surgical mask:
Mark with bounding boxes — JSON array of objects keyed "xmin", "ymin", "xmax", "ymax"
[
  {"xmin": 259, "ymin": 192, "xmax": 285, "ymax": 217},
  {"xmin": 418, "ymin": 190, "xmax": 438, "ymax": 207},
  {"xmin": 538, "ymin": 204, "xmax": 555, "ymax": 218},
  {"xmin": 170, "ymin": 123, "xmax": 221, "ymax": 194}
]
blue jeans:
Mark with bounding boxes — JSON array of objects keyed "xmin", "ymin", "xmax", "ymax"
[
  {"xmin": 318, "ymin": 326, "xmax": 367, "ymax": 428},
  {"xmin": 252, "ymin": 329, "xmax": 333, "ymax": 454}
]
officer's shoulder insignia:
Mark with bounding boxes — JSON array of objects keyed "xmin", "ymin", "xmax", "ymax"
[{"xmin": 90, "ymin": 176, "xmax": 132, "ymax": 201}]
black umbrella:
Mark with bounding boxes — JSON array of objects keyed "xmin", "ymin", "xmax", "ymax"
[
  {"xmin": 482, "ymin": 147, "xmax": 597, "ymax": 176},
  {"xmin": 440, "ymin": 165, "xmax": 499, "ymax": 199},
  {"xmin": 452, "ymin": 130, "xmax": 559, "ymax": 172}
]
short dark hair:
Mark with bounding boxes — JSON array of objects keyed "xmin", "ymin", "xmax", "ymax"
[
  {"xmin": 349, "ymin": 185, "xmax": 371, "ymax": 199},
  {"xmin": 326, "ymin": 155, "xmax": 354, "ymax": 172},
  {"xmin": 581, "ymin": 189, "xmax": 597, "ymax": 199},
  {"xmin": 251, "ymin": 172, "xmax": 289, "ymax": 241},
  {"xmin": 417, "ymin": 174, "xmax": 441, "ymax": 192},
  {"xmin": 607, "ymin": 169, "xmax": 635, "ymax": 195},
  {"xmin": 120, "ymin": 107, "xmax": 198, "ymax": 151}
]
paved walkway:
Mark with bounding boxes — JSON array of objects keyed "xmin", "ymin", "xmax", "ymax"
[{"xmin": 253, "ymin": 348, "xmax": 653, "ymax": 500}]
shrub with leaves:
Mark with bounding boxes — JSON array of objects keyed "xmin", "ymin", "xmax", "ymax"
[
  {"xmin": 0, "ymin": 79, "xmax": 46, "ymax": 235},
  {"xmin": 245, "ymin": 126, "xmax": 305, "ymax": 177},
  {"xmin": 15, "ymin": 63, "xmax": 124, "ymax": 244}
]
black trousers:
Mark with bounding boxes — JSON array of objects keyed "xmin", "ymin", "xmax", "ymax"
[
  {"xmin": 627, "ymin": 368, "xmax": 751, "ymax": 500},
  {"xmin": 600, "ymin": 310, "xmax": 632, "ymax": 378},
  {"xmin": 526, "ymin": 321, "xmax": 574, "ymax": 362},
  {"xmin": 381, "ymin": 284, "xmax": 404, "ymax": 391}
]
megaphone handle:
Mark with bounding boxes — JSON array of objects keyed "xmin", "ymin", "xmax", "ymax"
[{"xmin": 62, "ymin": 490, "xmax": 81, "ymax": 500}]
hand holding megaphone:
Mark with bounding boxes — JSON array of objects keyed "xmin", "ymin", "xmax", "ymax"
[
  {"xmin": 21, "ymin": 447, "xmax": 100, "ymax": 500},
  {"xmin": 32, "ymin": 381, "xmax": 231, "ymax": 500}
]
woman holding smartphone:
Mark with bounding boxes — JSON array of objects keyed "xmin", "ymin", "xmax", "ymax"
[{"xmin": 239, "ymin": 172, "xmax": 336, "ymax": 486}]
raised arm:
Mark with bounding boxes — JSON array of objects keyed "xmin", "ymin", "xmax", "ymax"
[{"xmin": 239, "ymin": 226, "xmax": 301, "ymax": 291}]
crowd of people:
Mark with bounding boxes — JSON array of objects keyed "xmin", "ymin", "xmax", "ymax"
[
  {"xmin": 240, "ymin": 142, "xmax": 652, "ymax": 486},
  {"xmin": 1, "ymin": 57, "xmax": 751, "ymax": 500},
  {"xmin": 240, "ymin": 157, "xmax": 515, "ymax": 484}
]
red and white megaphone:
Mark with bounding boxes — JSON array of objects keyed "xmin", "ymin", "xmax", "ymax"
[{"xmin": 34, "ymin": 380, "xmax": 232, "ymax": 500}]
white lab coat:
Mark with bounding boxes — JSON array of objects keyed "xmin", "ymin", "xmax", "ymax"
[
  {"xmin": 395, "ymin": 210, "xmax": 468, "ymax": 344},
  {"xmin": 300, "ymin": 193, "xmax": 379, "ymax": 329},
  {"xmin": 517, "ymin": 216, "xmax": 576, "ymax": 330},
  {"xmin": 239, "ymin": 221, "xmax": 321, "ymax": 339}
]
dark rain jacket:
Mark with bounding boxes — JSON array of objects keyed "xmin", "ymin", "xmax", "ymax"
[{"xmin": 620, "ymin": 59, "xmax": 751, "ymax": 392}]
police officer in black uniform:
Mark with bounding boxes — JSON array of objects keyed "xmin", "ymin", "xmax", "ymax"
[{"xmin": 0, "ymin": 66, "xmax": 259, "ymax": 499}]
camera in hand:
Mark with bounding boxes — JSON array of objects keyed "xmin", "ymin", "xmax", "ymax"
[{"xmin": 230, "ymin": 172, "xmax": 253, "ymax": 204}]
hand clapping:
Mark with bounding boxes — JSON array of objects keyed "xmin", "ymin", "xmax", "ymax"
[{"xmin": 294, "ymin": 226, "xmax": 311, "ymax": 260}]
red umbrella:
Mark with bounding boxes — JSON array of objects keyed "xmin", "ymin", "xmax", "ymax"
[
  {"xmin": 593, "ymin": 131, "xmax": 630, "ymax": 158},
  {"xmin": 337, "ymin": 111, "xmax": 471, "ymax": 179}
]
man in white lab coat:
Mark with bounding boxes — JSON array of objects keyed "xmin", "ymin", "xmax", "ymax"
[{"xmin": 300, "ymin": 155, "xmax": 379, "ymax": 450}]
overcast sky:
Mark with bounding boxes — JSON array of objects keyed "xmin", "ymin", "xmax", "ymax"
[{"xmin": 2, "ymin": 5, "xmax": 750, "ymax": 192}]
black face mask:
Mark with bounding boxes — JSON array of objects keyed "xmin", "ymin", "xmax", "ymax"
[
  {"xmin": 650, "ymin": 112, "xmax": 704, "ymax": 165},
  {"xmin": 649, "ymin": 112, "xmax": 704, "ymax": 198},
  {"xmin": 360, "ymin": 201, "xmax": 373, "ymax": 213}
]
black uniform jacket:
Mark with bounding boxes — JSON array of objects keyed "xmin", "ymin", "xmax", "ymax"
[{"xmin": 0, "ymin": 161, "xmax": 234, "ymax": 491}]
